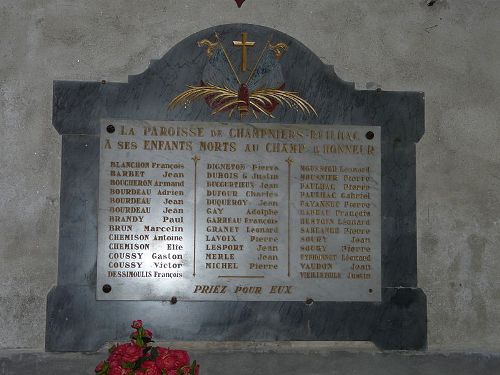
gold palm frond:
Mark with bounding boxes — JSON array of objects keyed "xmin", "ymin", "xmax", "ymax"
[
  {"xmin": 268, "ymin": 42, "xmax": 288, "ymax": 59},
  {"xmin": 197, "ymin": 39, "xmax": 219, "ymax": 57},
  {"xmin": 169, "ymin": 83, "xmax": 317, "ymax": 119},
  {"xmin": 250, "ymin": 88, "xmax": 318, "ymax": 117},
  {"xmin": 168, "ymin": 83, "xmax": 238, "ymax": 109}
]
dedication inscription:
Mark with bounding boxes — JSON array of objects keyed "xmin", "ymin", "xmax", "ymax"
[{"xmin": 97, "ymin": 119, "xmax": 381, "ymax": 301}]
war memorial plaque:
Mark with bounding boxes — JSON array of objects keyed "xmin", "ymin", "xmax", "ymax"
[
  {"xmin": 47, "ymin": 23, "xmax": 427, "ymax": 351},
  {"xmin": 97, "ymin": 120, "xmax": 381, "ymax": 301}
]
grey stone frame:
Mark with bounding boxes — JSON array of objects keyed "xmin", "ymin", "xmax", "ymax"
[{"xmin": 46, "ymin": 24, "xmax": 426, "ymax": 351}]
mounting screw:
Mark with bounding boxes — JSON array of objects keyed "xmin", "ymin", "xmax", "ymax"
[
  {"xmin": 170, "ymin": 296, "xmax": 178, "ymax": 304},
  {"xmin": 305, "ymin": 298, "xmax": 314, "ymax": 305},
  {"xmin": 369, "ymin": 289, "xmax": 373, "ymax": 294},
  {"xmin": 365, "ymin": 131, "xmax": 374, "ymax": 140},
  {"xmin": 102, "ymin": 284, "xmax": 112, "ymax": 293},
  {"xmin": 106, "ymin": 124, "xmax": 115, "ymax": 133},
  {"xmin": 101, "ymin": 79, "xmax": 107, "ymax": 84}
]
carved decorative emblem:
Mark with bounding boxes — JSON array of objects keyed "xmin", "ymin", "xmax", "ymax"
[{"xmin": 169, "ymin": 32, "xmax": 317, "ymax": 119}]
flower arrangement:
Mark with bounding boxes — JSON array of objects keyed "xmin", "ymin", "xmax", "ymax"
[{"xmin": 95, "ymin": 320, "xmax": 199, "ymax": 375}]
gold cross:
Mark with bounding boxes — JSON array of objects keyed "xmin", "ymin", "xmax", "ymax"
[{"xmin": 233, "ymin": 32, "xmax": 255, "ymax": 72}]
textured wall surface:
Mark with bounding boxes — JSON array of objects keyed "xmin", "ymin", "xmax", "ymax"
[
  {"xmin": 0, "ymin": 0, "xmax": 499, "ymax": 352},
  {"xmin": 2, "ymin": 348, "xmax": 500, "ymax": 375}
]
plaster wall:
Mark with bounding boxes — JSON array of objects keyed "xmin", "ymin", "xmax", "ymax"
[{"xmin": 0, "ymin": 0, "xmax": 499, "ymax": 352}]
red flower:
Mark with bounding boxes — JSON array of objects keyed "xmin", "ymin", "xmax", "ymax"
[
  {"xmin": 109, "ymin": 342, "xmax": 143, "ymax": 363},
  {"xmin": 97, "ymin": 321, "xmax": 198, "ymax": 375},
  {"xmin": 108, "ymin": 346, "xmax": 122, "ymax": 362},
  {"xmin": 136, "ymin": 360, "xmax": 161, "ymax": 375},
  {"xmin": 108, "ymin": 363, "xmax": 131, "ymax": 375},
  {"xmin": 132, "ymin": 320, "xmax": 143, "ymax": 329},
  {"xmin": 155, "ymin": 348, "xmax": 190, "ymax": 371},
  {"xmin": 121, "ymin": 343, "xmax": 143, "ymax": 363}
]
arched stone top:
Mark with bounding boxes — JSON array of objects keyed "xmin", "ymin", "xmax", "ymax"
[
  {"xmin": 53, "ymin": 23, "xmax": 423, "ymax": 143},
  {"xmin": 129, "ymin": 23, "xmax": 352, "ymax": 88}
]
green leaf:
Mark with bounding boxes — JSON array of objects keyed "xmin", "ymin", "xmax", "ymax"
[
  {"xmin": 122, "ymin": 361, "xmax": 135, "ymax": 369},
  {"xmin": 96, "ymin": 360, "xmax": 109, "ymax": 375},
  {"xmin": 134, "ymin": 355, "xmax": 148, "ymax": 370},
  {"xmin": 136, "ymin": 336, "xmax": 144, "ymax": 347},
  {"xmin": 150, "ymin": 346, "xmax": 158, "ymax": 360},
  {"xmin": 190, "ymin": 360, "xmax": 197, "ymax": 375}
]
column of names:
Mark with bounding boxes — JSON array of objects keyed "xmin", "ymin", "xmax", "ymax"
[{"xmin": 97, "ymin": 120, "xmax": 381, "ymax": 301}]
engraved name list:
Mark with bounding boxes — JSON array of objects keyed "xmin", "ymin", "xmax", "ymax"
[{"xmin": 97, "ymin": 120, "xmax": 381, "ymax": 301}]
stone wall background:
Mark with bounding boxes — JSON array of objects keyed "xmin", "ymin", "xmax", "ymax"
[{"xmin": 1, "ymin": 0, "xmax": 499, "ymax": 351}]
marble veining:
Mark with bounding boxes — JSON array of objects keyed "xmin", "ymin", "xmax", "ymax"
[{"xmin": 47, "ymin": 23, "xmax": 426, "ymax": 351}]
